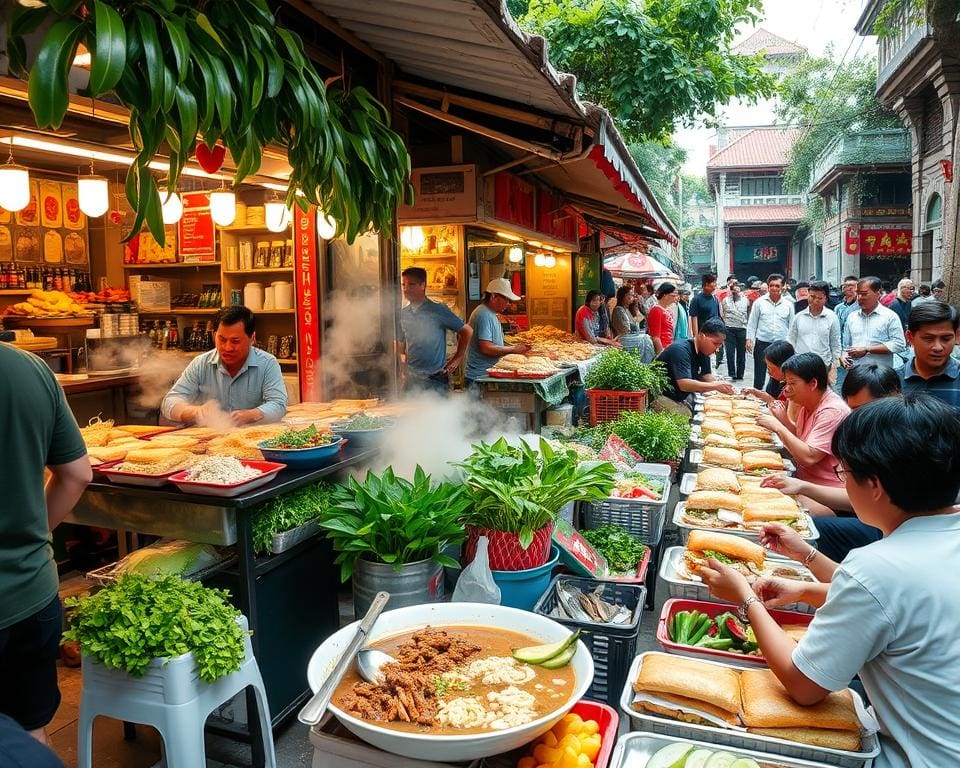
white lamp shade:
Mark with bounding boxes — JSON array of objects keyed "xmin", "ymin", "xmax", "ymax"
[
  {"xmin": 400, "ymin": 225, "xmax": 425, "ymax": 251},
  {"xmin": 77, "ymin": 175, "xmax": 109, "ymax": 217},
  {"xmin": 159, "ymin": 188, "xmax": 183, "ymax": 224},
  {"xmin": 544, "ymin": 254, "xmax": 557, "ymax": 268},
  {"xmin": 209, "ymin": 190, "xmax": 237, "ymax": 227},
  {"xmin": 533, "ymin": 253, "xmax": 545, "ymax": 267},
  {"xmin": 265, "ymin": 201, "xmax": 291, "ymax": 232},
  {"xmin": 508, "ymin": 246, "xmax": 523, "ymax": 263},
  {"xmin": 316, "ymin": 210, "xmax": 337, "ymax": 240},
  {"xmin": 0, "ymin": 165, "xmax": 31, "ymax": 212}
]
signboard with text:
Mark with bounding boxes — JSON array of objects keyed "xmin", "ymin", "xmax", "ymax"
[
  {"xmin": 397, "ymin": 165, "xmax": 478, "ymax": 222},
  {"xmin": 861, "ymin": 228, "xmax": 911, "ymax": 256},
  {"xmin": 177, "ymin": 192, "xmax": 216, "ymax": 261},
  {"xmin": 294, "ymin": 207, "xmax": 322, "ymax": 403}
]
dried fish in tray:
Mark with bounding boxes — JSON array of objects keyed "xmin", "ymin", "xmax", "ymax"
[{"xmin": 550, "ymin": 581, "xmax": 632, "ymax": 625}]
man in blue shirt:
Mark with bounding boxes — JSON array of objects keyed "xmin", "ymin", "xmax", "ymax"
[
  {"xmin": 900, "ymin": 300, "xmax": 960, "ymax": 408},
  {"xmin": 397, "ymin": 267, "xmax": 473, "ymax": 395},
  {"xmin": 465, "ymin": 278, "xmax": 530, "ymax": 385},
  {"xmin": 161, "ymin": 306, "xmax": 288, "ymax": 424}
]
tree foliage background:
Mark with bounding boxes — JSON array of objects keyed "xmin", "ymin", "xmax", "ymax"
[{"xmin": 629, "ymin": 141, "xmax": 710, "ymax": 232}]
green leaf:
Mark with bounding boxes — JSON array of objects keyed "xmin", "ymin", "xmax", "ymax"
[
  {"xmin": 161, "ymin": 17, "xmax": 191, "ymax": 84},
  {"xmin": 88, "ymin": 1, "xmax": 126, "ymax": 96},
  {"xmin": 136, "ymin": 14, "xmax": 164, "ymax": 115},
  {"xmin": 27, "ymin": 17, "xmax": 85, "ymax": 129},
  {"xmin": 194, "ymin": 11, "xmax": 227, "ymax": 51}
]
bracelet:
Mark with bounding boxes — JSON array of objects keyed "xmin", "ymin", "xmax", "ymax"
[
  {"xmin": 737, "ymin": 596, "xmax": 761, "ymax": 623},
  {"xmin": 801, "ymin": 547, "xmax": 818, "ymax": 566}
]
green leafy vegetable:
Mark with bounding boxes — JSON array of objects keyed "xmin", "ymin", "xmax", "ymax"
[
  {"xmin": 456, "ymin": 438, "xmax": 615, "ymax": 550},
  {"xmin": 590, "ymin": 410, "xmax": 691, "ymax": 463},
  {"xmin": 320, "ymin": 467, "xmax": 470, "ymax": 581},
  {"xmin": 584, "ymin": 350, "xmax": 669, "ymax": 398},
  {"xmin": 337, "ymin": 414, "xmax": 390, "ymax": 431},
  {"xmin": 703, "ymin": 550, "xmax": 734, "ymax": 565},
  {"xmin": 251, "ymin": 481, "xmax": 334, "ymax": 554},
  {"xmin": 261, "ymin": 424, "xmax": 335, "ymax": 449},
  {"xmin": 63, "ymin": 574, "xmax": 245, "ymax": 683},
  {"xmin": 581, "ymin": 525, "xmax": 647, "ymax": 573}
]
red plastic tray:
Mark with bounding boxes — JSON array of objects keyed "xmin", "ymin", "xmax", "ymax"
[
  {"xmin": 656, "ymin": 598, "xmax": 814, "ymax": 665},
  {"xmin": 569, "ymin": 699, "xmax": 619, "ymax": 768},
  {"xmin": 486, "ymin": 368, "xmax": 517, "ymax": 378},
  {"xmin": 603, "ymin": 545, "xmax": 652, "ymax": 584}
]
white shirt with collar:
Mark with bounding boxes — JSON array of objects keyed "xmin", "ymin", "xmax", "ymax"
[
  {"xmin": 746, "ymin": 294, "xmax": 794, "ymax": 343},
  {"xmin": 841, "ymin": 303, "xmax": 906, "ymax": 368},
  {"xmin": 789, "ymin": 306, "xmax": 841, "ymax": 367}
]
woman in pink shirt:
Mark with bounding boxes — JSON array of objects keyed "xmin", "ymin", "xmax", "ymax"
[
  {"xmin": 757, "ymin": 352, "xmax": 851, "ymax": 498},
  {"xmin": 646, "ymin": 282, "xmax": 678, "ymax": 354}
]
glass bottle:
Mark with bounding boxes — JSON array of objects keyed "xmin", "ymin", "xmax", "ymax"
[{"xmin": 167, "ymin": 318, "xmax": 179, "ymax": 349}]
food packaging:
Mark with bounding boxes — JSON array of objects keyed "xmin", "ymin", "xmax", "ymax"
[
  {"xmin": 264, "ymin": 285, "xmax": 276, "ymax": 310},
  {"xmin": 244, "ymin": 282, "xmax": 264, "ymax": 310},
  {"xmin": 273, "ymin": 281, "xmax": 293, "ymax": 309}
]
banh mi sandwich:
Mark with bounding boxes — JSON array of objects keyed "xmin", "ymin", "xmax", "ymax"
[
  {"xmin": 734, "ymin": 423, "xmax": 774, "ymax": 442},
  {"xmin": 703, "ymin": 433, "xmax": 739, "ymax": 449},
  {"xmin": 742, "ymin": 500, "xmax": 809, "ymax": 536},
  {"xmin": 703, "ymin": 397, "xmax": 733, "ymax": 411},
  {"xmin": 741, "ymin": 450, "xmax": 786, "ymax": 474},
  {"xmin": 740, "ymin": 669, "xmax": 861, "ymax": 751},
  {"xmin": 632, "ymin": 653, "xmax": 742, "ymax": 727},
  {"xmin": 682, "ymin": 530, "xmax": 766, "ymax": 578},
  {"xmin": 117, "ymin": 447, "xmax": 194, "ymax": 475},
  {"xmin": 733, "ymin": 401, "xmax": 762, "ymax": 413},
  {"xmin": 682, "ymin": 491, "xmax": 745, "ymax": 528},
  {"xmin": 739, "ymin": 483, "xmax": 791, "ymax": 501},
  {"xmin": 700, "ymin": 418, "xmax": 735, "ymax": 437},
  {"xmin": 702, "ymin": 446, "xmax": 743, "ymax": 470},
  {"xmin": 730, "ymin": 415, "xmax": 759, "ymax": 426},
  {"xmin": 694, "ymin": 467, "xmax": 741, "ymax": 494}
]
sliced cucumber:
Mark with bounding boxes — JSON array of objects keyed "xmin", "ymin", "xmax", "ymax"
[
  {"xmin": 729, "ymin": 760, "xmax": 761, "ymax": 768},
  {"xmin": 539, "ymin": 643, "xmax": 577, "ymax": 669},
  {"xmin": 685, "ymin": 749, "xmax": 715, "ymax": 768},
  {"xmin": 644, "ymin": 743, "xmax": 695, "ymax": 768},
  {"xmin": 704, "ymin": 752, "xmax": 738, "ymax": 768},
  {"xmin": 512, "ymin": 629, "xmax": 580, "ymax": 665}
]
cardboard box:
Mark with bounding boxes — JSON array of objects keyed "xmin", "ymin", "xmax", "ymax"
[{"xmin": 129, "ymin": 278, "xmax": 173, "ymax": 311}]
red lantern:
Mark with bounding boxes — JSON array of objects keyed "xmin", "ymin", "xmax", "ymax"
[{"xmin": 941, "ymin": 159, "xmax": 953, "ymax": 183}]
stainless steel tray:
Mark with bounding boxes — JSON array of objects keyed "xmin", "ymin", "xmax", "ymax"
[
  {"xmin": 610, "ymin": 731, "xmax": 851, "ymax": 768},
  {"xmin": 619, "ymin": 653, "xmax": 880, "ymax": 768},
  {"xmin": 688, "ymin": 449, "xmax": 795, "ymax": 476},
  {"xmin": 270, "ymin": 518, "xmax": 321, "ymax": 554},
  {"xmin": 85, "ymin": 547, "xmax": 237, "ymax": 586},
  {"xmin": 690, "ymin": 424, "xmax": 784, "ymax": 450},
  {"xmin": 672, "ymin": 502, "xmax": 819, "ymax": 544}
]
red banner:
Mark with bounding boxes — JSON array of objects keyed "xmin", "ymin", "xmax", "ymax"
[
  {"xmin": 294, "ymin": 206, "xmax": 322, "ymax": 403},
  {"xmin": 178, "ymin": 191, "xmax": 216, "ymax": 261},
  {"xmin": 493, "ymin": 172, "xmax": 535, "ymax": 229},
  {"xmin": 861, "ymin": 228, "xmax": 911, "ymax": 256},
  {"xmin": 845, "ymin": 225, "xmax": 859, "ymax": 255}
]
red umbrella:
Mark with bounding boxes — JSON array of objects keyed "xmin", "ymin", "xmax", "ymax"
[{"xmin": 603, "ymin": 251, "xmax": 681, "ymax": 280}]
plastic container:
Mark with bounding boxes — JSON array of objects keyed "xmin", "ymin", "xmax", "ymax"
[
  {"xmin": 330, "ymin": 419, "xmax": 395, "ymax": 451},
  {"xmin": 569, "ymin": 699, "xmax": 619, "ymax": 768},
  {"xmin": 587, "ymin": 389, "xmax": 647, "ymax": 425},
  {"xmin": 672, "ymin": 502, "xmax": 820, "ymax": 546},
  {"xmin": 168, "ymin": 460, "xmax": 285, "ymax": 497},
  {"xmin": 580, "ymin": 463, "xmax": 672, "ymax": 546},
  {"xmin": 619, "ymin": 653, "xmax": 880, "ymax": 768},
  {"xmin": 491, "ymin": 545, "xmax": 560, "ymax": 610},
  {"xmin": 545, "ymin": 402, "xmax": 574, "ymax": 427},
  {"xmin": 257, "ymin": 435, "xmax": 345, "ymax": 469},
  {"xmin": 534, "ymin": 576, "xmax": 645, "ymax": 706},
  {"xmin": 655, "ymin": 598, "xmax": 815, "ymax": 667}
]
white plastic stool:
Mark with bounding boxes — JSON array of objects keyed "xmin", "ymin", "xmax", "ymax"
[{"xmin": 77, "ymin": 616, "xmax": 276, "ymax": 768}]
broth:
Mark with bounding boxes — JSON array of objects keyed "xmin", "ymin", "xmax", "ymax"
[{"xmin": 333, "ymin": 625, "xmax": 577, "ymax": 734}]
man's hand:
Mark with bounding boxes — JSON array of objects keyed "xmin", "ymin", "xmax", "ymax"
[
  {"xmin": 847, "ymin": 347, "xmax": 867, "ymax": 360},
  {"xmin": 839, "ymin": 352, "xmax": 854, "ymax": 369},
  {"xmin": 511, "ymin": 343, "xmax": 532, "ymax": 355},
  {"xmin": 758, "ymin": 522, "xmax": 810, "ymax": 562},
  {"xmin": 177, "ymin": 400, "xmax": 218, "ymax": 425},
  {"xmin": 443, "ymin": 354, "xmax": 464, "ymax": 374},
  {"xmin": 231, "ymin": 408, "xmax": 263, "ymax": 426},
  {"xmin": 714, "ymin": 381, "xmax": 735, "ymax": 395},
  {"xmin": 743, "ymin": 386, "xmax": 774, "ymax": 405},
  {"xmin": 699, "ymin": 559, "xmax": 754, "ymax": 604},
  {"xmin": 752, "ymin": 576, "xmax": 810, "ymax": 609},
  {"xmin": 746, "ymin": 339, "xmax": 754, "ymax": 353}
]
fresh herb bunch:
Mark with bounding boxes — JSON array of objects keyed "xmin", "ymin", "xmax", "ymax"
[
  {"xmin": 593, "ymin": 410, "xmax": 691, "ymax": 462},
  {"xmin": 581, "ymin": 525, "xmax": 647, "ymax": 573},
  {"xmin": 583, "ymin": 350, "xmax": 670, "ymax": 398},
  {"xmin": 320, "ymin": 467, "xmax": 469, "ymax": 581},
  {"xmin": 261, "ymin": 424, "xmax": 332, "ymax": 449},
  {"xmin": 338, "ymin": 414, "xmax": 390, "ymax": 431},
  {"xmin": 251, "ymin": 481, "xmax": 334, "ymax": 554},
  {"xmin": 63, "ymin": 574, "xmax": 245, "ymax": 683},
  {"xmin": 456, "ymin": 438, "xmax": 615, "ymax": 550}
]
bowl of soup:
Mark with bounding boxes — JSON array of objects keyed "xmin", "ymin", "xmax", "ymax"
[{"xmin": 305, "ymin": 602, "xmax": 594, "ymax": 761}]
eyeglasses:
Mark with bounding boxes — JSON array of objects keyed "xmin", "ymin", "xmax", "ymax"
[{"xmin": 834, "ymin": 466, "xmax": 849, "ymax": 482}]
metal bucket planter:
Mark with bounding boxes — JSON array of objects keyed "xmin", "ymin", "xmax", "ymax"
[{"xmin": 352, "ymin": 556, "xmax": 444, "ymax": 618}]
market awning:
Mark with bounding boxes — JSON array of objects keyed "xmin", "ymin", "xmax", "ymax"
[{"xmin": 603, "ymin": 252, "xmax": 681, "ymax": 280}]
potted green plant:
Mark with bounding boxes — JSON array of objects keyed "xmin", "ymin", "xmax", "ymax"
[
  {"xmin": 456, "ymin": 438, "xmax": 615, "ymax": 571},
  {"xmin": 250, "ymin": 481, "xmax": 334, "ymax": 555},
  {"xmin": 583, "ymin": 351, "xmax": 670, "ymax": 424},
  {"xmin": 594, "ymin": 410, "xmax": 692, "ymax": 475},
  {"xmin": 320, "ymin": 466, "xmax": 469, "ymax": 616}
]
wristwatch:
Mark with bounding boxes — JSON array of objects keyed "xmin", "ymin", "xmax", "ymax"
[{"xmin": 738, "ymin": 596, "xmax": 761, "ymax": 623}]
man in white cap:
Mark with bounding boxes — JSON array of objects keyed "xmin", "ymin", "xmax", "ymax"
[{"xmin": 465, "ymin": 277, "xmax": 531, "ymax": 387}]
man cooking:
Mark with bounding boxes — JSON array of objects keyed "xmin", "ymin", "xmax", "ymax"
[
  {"xmin": 464, "ymin": 278, "xmax": 531, "ymax": 387},
  {"xmin": 161, "ymin": 305, "xmax": 288, "ymax": 425}
]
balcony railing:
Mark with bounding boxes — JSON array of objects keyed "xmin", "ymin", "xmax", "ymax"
[
  {"xmin": 811, "ymin": 129, "xmax": 912, "ymax": 188},
  {"xmin": 722, "ymin": 195, "xmax": 804, "ymax": 206},
  {"xmin": 876, "ymin": 2, "xmax": 932, "ymax": 89}
]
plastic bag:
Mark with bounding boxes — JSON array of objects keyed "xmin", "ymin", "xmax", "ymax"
[{"xmin": 452, "ymin": 536, "xmax": 501, "ymax": 604}]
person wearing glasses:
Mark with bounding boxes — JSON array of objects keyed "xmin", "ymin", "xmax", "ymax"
[
  {"xmin": 756, "ymin": 353, "xmax": 850, "ymax": 490},
  {"xmin": 698, "ymin": 394, "xmax": 960, "ymax": 768}
]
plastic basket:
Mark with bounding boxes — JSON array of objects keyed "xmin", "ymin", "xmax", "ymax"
[
  {"xmin": 580, "ymin": 463, "xmax": 671, "ymax": 547},
  {"xmin": 533, "ymin": 576, "xmax": 645, "ymax": 706},
  {"xmin": 587, "ymin": 389, "xmax": 647, "ymax": 425}
]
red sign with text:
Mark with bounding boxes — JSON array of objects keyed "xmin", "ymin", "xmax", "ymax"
[
  {"xmin": 177, "ymin": 192, "xmax": 216, "ymax": 261},
  {"xmin": 294, "ymin": 206, "xmax": 322, "ymax": 403},
  {"xmin": 861, "ymin": 228, "xmax": 911, "ymax": 256},
  {"xmin": 845, "ymin": 225, "xmax": 859, "ymax": 255}
]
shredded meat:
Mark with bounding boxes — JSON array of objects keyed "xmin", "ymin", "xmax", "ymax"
[{"xmin": 336, "ymin": 628, "xmax": 483, "ymax": 725}]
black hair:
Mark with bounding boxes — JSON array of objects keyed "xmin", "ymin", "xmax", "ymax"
[
  {"xmin": 700, "ymin": 317, "xmax": 727, "ymax": 337},
  {"xmin": 702, "ymin": 273, "xmax": 717, "ymax": 287},
  {"xmin": 401, "ymin": 266, "xmax": 427, "ymax": 284},
  {"xmin": 795, "ymin": 281, "xmax": 809, "ymax": 289},
  {"xmin": 656, "ymin": 282, "xmax": 677, "ymax": 299},
  {"xmin": 841, "ymin": 363, "xmax": 901, "ymax": 401},
  {"xmin": 616, "ymin": 285, "xmax": 633, "ymax": 307},
  {"xmin": 842, "ymin": 275, "xmax": 858, "ymax": 283},
  {"xmin": 859, "ymin": 276, "xmax": 882, "ymax": 292},
  {"xmin": 747, "ymin": 275, "xmax": 759, "ymax": 285},
  {"xmin": 781, "ymin": 352, "xmax": 828, "ymax": 390},
  {"xmin": 932, "ymin": 279, "xmax": 946, "ymax": 290},
  {"xmin": 585, "ymin": 289, "xmax": 603, "ymax": 305},
  {"xmin": 763, "ymin": 340, "xmax": 795, "ymax": 367},
  {"xmin": 216, "ymin": 305, "xmax": 255, "ymax": 336},
  {"xmin": 766, "ymin": 273, "xmax": 784, "ymax": 285},
  {"xmin": 809, "ymin": 280, "xmax": 830, "ymax": 296},
  {"xmin": 832, "ymin": 393, "xmax": 960, "ymax": 513},
  {"xmin": 908, "ymin": 299, "xmax": 959, "ymax": 332},
  {"xmin": 918, "ymin": 283, "xmax": 931, "ymax": 296},
  {"xmin": 726, "ymin": 274, "xmax": 737, "ymax": 283},
  {"xmin": 881, "ymin": 280, "xmax": 892, "ymax": 292}
]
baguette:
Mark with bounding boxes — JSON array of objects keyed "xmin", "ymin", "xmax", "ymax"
[
  {"xmin": 739, "ymin": 484, "xmax": 791, "ymax": 501},
  {"xmin": 742, "ymin": 450, "xmax": 785, "ymax": 472},
  {"xmin": 740, "ymin": 669, "xmax": 861, "ymax": 731},
  {"xmin": 701, "ymin": 418, "xmax": 735, "ymax": 437},
  {"xmin": 703, "ymin": 433, "xmax": 739, "ymax": 449},
  {"xmin": 734, "ymin": 424, "xmax": 773, "ymax": 441},
  {"xmin": 742, "ymin": 499, "xmax": 801, "ymax": 524},
  {"xmin": 115, "ymin": 424, "xmax": 177, "ymax": 436},
  {"xmin": 694, "ymin": 467, "xmax": 740, "ymax": 493},
  {"xmin": 687, "ymin": 530, "xmax": 766, "ymax": 568},
  {"xmin": 686, "ymin": 490, "xmax": 743, "ymax": 512},
  {"xmin": 702, "ymin": 446, "xmax": 743, "ymax": 470},
  {"xmin": 731, "ymin": 415, "xmax": 759, "ymax": 426},
  {"xmin": 703, "ymin": 401, "xmax": 733, "ymax": 414},
  {"xmin": 634, "ymin": 653, "xmax": 741, "ymax": 716}
]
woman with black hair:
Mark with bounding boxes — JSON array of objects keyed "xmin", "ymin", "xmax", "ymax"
[
  {"xmin": 575, "ymin": 290, "xmax": 619, "ymax": 346},
  {"xmin": 646, "ymin": 282, "xmax": 678, "ymax": 355}
]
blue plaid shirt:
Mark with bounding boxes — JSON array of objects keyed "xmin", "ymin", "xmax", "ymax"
[{"xmin": 900, "ymin": 357, "xmax": 960, "ymax": 409}]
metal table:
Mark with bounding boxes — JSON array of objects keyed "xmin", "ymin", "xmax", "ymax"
[{"xmin": 69, "ymin": 443, "xmax": 378, "ymax": 767}]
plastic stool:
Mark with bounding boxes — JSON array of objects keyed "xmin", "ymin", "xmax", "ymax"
[{"xmin": 77, "ymin": 616, "xmax": 276, "ymax": 768}]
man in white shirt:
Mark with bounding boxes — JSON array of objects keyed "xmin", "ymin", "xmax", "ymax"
[
  {"xmin": 746, "ymin": 273, "xmax": 794, "ymax": 391},
  {"xmin": 840, "ymin": 276, "xmax": 906, "ymax": 371},
  {"xmin": 788, "ymin": 280, "xmax": 841, "ymax": 379},
  {"xmin": 719, "ymin": 280, "xmax": 749, "ymax": 380}
]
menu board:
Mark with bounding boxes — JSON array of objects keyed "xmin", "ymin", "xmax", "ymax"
[
  {"xmin": 574, "ymin": 253, "xmax": 600, "ymax": 315},
  {"xmin": 177, "ymin": 191, "xmax": 216, "ymax": 261},
  {"xmin": 1, "ymin": 178, "xmax": 89, "ymax": 267},
  {"xmin": 526, "ymin": 254, "xmax": 572, "ymax": 331}
]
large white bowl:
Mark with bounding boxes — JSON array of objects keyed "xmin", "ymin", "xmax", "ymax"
[{"xmin": 305, "ymin": 601, "xmax": 594, "ymax": 761}]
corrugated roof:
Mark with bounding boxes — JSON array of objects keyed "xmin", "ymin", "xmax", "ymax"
[
  {"xmin": 723, "ymin": 205, "xmax": 805, "ymax": 224},
  {"xmin": 733, "ymin": 28, "xmax": 806, "ymax": 57},
  {"xmin": 707, "ymin": 127, "xmax": 803, "ymax": 170}
]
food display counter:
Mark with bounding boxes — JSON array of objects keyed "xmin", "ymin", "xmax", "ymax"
[
  {"xmin": 68, "ymin": 443, "xmax": 379, "ymax": 767},
  {"xmin": 474, "ymin": 367, "xmax": 582, "ymax": 431}
]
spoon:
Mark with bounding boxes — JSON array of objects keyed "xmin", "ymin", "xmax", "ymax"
[
  {"xmin": 356, "ymin": 648, "xmax": 396, "ymax": 684},
  {"xmin": 298, "ymin": 591, "xmax": 390, "ymax": 726}
]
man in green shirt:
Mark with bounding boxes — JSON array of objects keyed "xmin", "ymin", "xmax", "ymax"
[{"xmin": 0, "ymin": 344, "xmax": 91, "ymax": 747}]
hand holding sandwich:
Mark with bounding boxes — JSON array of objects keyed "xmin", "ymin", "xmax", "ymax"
[
  {"xmin": 752, "ymin": 576, "xmax": 828, "ymax": 610},
  {"xmin": 699, "ymin": 558, "xmax": 755, "ymax": 605},
  {"xmin": 756, "ymin": 412, "xmax": 787, "ymax": 436},
  {"xmin": 760, "ymin": 522, "xmax": 839, "ymax": 582}
]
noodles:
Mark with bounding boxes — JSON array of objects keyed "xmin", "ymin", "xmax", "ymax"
[{"xmin": 463, "ymin": 656, "xmax": 536, "ymax": 686}]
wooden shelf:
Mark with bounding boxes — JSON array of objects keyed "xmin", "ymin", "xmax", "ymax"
[
  {"xmin": 401, "ymin": 253, "xmax": 458, "ymax": 260},
  {"xmin": 140, "ymin": 308, "xmax": 220, "ymax": 315},
  {"xmin": 0, "ymin": 289, "xmax": 31, "ymax": 296},
  {"xmin": 256, "ymin": 309, "xmax": 295, "ymax": 315},
  {"xmin": 278, "ymin": 358, "xmax": 298, "ymax": 366},
  {"xmin": 222, "ymin": 268, "xmax": 294, "ymax": 275},
  {"xmin": 123, "ymin": 262, "xmax": 221, "ymax": 270},
  {"xmin": 219, "ymin": 225, "xmax": 289, "ymax": 234}
]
